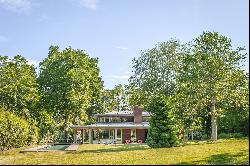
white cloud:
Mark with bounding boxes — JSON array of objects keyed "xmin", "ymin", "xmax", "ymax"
[
  {"xmin": 0, "ymin": 0, "xmax": 31, "ymax": 13},
  {"xmin": 79, "ymin": 0, "xmax": 98, "ymax": 10},
  {"xmin": 113, "ymin": 45, "xmax": 129, "ymax": 50},
  {"xmin": 27, "ymin": 59, "xmax": 39, "ymax": 67}
]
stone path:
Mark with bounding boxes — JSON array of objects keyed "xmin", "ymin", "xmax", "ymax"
[{"xmin": 65, "ymin": 144, "xmax": 79, "ymax": 151}]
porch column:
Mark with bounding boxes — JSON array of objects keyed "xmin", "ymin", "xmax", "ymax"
[
  {"xmin": 89, "ymin": 129, "xmax": 93, "ymax": 144},
  {"xmin": 73, "ymin": 129, "xmax": 77, "ymax": 144},
  {"xmin": 97, "ymin": 129, "xmax": 100, "ymax": 143},
  {"xmin": 81, "ymin": 129, "xmax": 84, "ymax": 144}
]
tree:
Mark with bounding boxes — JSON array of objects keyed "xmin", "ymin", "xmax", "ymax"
[
  {"xmin": 128, "ymin": 40, "xmax": 183, "ymax": 108},
  {"xmin": 175, "ymin": 31, "xmax": 248, "ymax": 141},
  {"xmin": 102, "ymin": 84, "xmax": 130, "ymax": 112},
  {"xmin": 0, "ymin": 107, "xmax": 38, "ymax": 151},
  {"xmin": 38, "ymin": 46, "xmax": 103, "ymax": 141},
  {"xmin": 36, "ymin": 110, "xmax": 58, "ymax": 143},
  {"xmin": 85, "ymin": 58, "xmax": 104, "ymax": 124},
  {"xmin": 217, "ymin": 73, "xmax": 249, "ymax": 135},
  {"xmin": 0, "ymin": 55, "xmax": 39, "ymax": 118},
  {"xmin": 146, "ymin": 96, "xmax": 179, "ymax": 148}
]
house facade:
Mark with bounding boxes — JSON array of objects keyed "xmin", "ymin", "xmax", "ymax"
[{"xmin": 70, "ymin": 106, "xmax": 150, "ymax": 144}]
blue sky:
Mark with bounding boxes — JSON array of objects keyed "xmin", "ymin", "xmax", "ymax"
[{"xmin": 0, "ymin": 0, "xmax": 249, "ymax": 89}]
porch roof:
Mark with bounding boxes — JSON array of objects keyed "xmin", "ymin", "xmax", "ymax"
[{"xmin": 70, "ymin": 122, "xmax": 150, "ymax": 129}]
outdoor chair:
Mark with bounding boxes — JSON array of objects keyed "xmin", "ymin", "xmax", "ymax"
[{"xmin": 125, "ymin": 139, "xmax": 131, "ymax": 144}]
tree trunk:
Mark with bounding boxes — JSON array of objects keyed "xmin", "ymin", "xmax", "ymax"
[
  {"xmin": 211, "ymin": 100, "xmax": 217, "ymax": 141},
  {"xmin": 179, "ymin": 128, "xmax": 185, "ymax": 144},
  {"xmin": 191, "ymin": 131, "xmax": 194, "ymax": 141},
  {"xmin": 182, "ymin": 129, "xmax": 186, "ymax": 143}
]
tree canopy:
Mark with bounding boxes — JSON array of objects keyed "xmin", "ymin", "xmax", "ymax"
[
  {"xmin": 0, "ymin": 55, "xmax": 39, "ymax": 118},
  {"xmin": 0, "ymin": 31, "xmax": 248, "ymax": 151},
  {"xmin": 128, "ymin": 39, "xmax": 183, "ymax": 107},
  {"xmin": 174, "ymin": 31, "xmax": 248, "ymax": 141},
  {"xmin": 38, "ymin": 46, "xmax": 103, "ymax": 141}
]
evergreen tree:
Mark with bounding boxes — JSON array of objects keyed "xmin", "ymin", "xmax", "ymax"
[{"xmin": 146, "ymin": 96, "xmax": 179, "ymax": 148}]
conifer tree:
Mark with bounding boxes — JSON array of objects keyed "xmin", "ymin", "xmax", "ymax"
[{"xmin": 146, "ymin": 96, "xmax": 179, "ymax": 148}]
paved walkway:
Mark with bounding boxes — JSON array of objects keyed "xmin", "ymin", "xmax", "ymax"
[
  {"xmin": 65, "ymin": 144, "xmax": 79, "ymax": 151},
  {"xmin": 20, "ymin": 145, "xmax": 49, "ymax": 152}
]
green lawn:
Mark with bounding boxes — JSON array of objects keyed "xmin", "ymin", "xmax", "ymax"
[{"xmin": 0, "ymin": 138, "xmax": 248, "ymax": 165}]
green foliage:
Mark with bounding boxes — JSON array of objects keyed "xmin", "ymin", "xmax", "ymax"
[
  {"xmin": 217, "ymin": 107, "xmax": 249, "ymax": 135},
  {"xmin": 0, "ymin": 31, "xmax": 248, "ymax": 150},
  {"xmin": 199, "ymin": 107, "xmax": 211, "ymax": 138},
  {"xmin": 146, "ymin": 96, "xmax": 179, "ymax": 148},
  {"xmin": 218, "ymin": 133, "xmax": 245, "ymax": 139},
  {"xmin": 128, "ymin": 39, "xmax": 183, "ymax": 107},
  {"xmin": 0, "ymin": 55, "xmax": 39, "ymax": 118},
  {"xmin": 38, "ymin": 46, "xmax": 103, "ymax": 141},
  {"xmin": 101, "ymin": 84, "xmax": 130, "ymax": 113},
  {"xmin": 0, "ymin": 55, "xmax": 39, "ymax": 150},
  {"xmin": 174, "ymin": 31, "xmax": 248, "ymax": 141},
  {"xmin": 0, "ymin": 107, "xmax": 38, "ymax": 151},
  {"xmin": 35, "ymin": 110, "xmax": 59, "ymax": 143}
]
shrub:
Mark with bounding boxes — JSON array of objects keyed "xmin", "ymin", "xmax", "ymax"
[
  {"xmin": 0, "ymin": 108, "xmax": 38, "ymax": 151},
  {"xmin": 218, "ymin": 133, "xmax": 231, "ymax": 139},
  {"xmin": 218, "ymin": 133, "xmax": 244, "ymax": 139},
  {"xmin": 201, "ymin": 134, "xmax": 209, "ymax": 140},
  {"xmin": 232, "ymin": 133, "xmax": 245, "ymax": 138}
]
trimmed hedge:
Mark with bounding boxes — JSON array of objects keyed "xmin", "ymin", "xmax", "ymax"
[{"xmin": 0, "ymin": 108, "xmax": 38, "ymax": 151}]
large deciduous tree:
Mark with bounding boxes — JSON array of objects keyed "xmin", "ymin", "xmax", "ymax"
[
  {"xmin": 38, "ymin": 46, "xmax": 103, "ymax": 141},
  {"xmin": 175, "ymin": 31, "xmax": 248, "ymax": 141},
  {"xmin": 0, "ymin": 55, "xmax": 39, "ymax": 118},
  {"xmin": 128, "ymin": 39, "xmax": 183, "ymax": 107}
]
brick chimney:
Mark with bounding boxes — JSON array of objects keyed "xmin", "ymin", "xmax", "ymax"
[{"xmin": 134, "ymin": 106, "xmax": 142, "ymax": 124}]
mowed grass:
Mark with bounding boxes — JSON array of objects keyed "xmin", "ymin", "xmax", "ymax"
[{"xmin": 0, "ymin": 138, "xmax": 248, "ymax": 165}]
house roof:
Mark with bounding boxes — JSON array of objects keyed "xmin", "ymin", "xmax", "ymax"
[
  {"xmin": 70, "ymin": 122, "xmax": 150, "ymax": 129},
  {"xmin": 94, "ymin": 111, "xmax": 151, "ymax": 117}
]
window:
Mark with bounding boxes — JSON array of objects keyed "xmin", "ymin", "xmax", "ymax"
[
  {"xmin": 100, "ymin": 130, "xmax": 109, "ymax": 139},
  {"xmin": 121, "ymin": 118, "xmax": 127, "ymax": 122},
  {"xmin": 98, "ymin": 117, "xmax": 106, "ymax": 122},
  {"xmin": 117, "ymin": 129, "xmax": 121, "ymax": 139},
  {"xmin": 105, "ymin": 117, "xmax": 110, "ymax": 123},
  {"xmin": 110, "ymin": 117, "xmax": 121, "ymax": 123},
  {"xmin": 142, "ymin": 117, "xmax": 150, "ymax": 122}
]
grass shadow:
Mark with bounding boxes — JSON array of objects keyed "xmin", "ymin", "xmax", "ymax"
[{"xmin": 177, "ymin": 149, "xmax": 249, "ymax": 165}]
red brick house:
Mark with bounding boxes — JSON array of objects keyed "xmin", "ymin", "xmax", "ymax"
[{"xmin": 70, "ymin": 106, "xmax": 150, "ymax": 144}]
